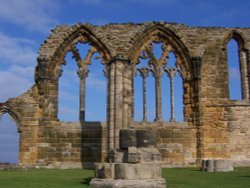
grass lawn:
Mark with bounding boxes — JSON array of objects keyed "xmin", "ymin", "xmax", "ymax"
[
  {"xmin": 163, "ymin": 168, "xmax": 250, "ymax": 188},
  {"xmin": 0, "ymin": 167, "xmax": 249, "ymax": 188}
]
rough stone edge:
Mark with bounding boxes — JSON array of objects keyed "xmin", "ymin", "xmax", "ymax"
[{"xmin": 90, "ymin": 178, "xmax": 166, "ymax": 188}]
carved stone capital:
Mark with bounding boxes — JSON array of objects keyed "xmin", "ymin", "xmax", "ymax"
[
  {"xmin": 151, "ymin": 67, "xmax": 164, "ymax": 79},
  {"xmin": 137, "ymin": 67, "xmax": 150, "ymax": 78},
  {"xmin": 165, "ymin": 67, "xmax": 177, "ymax": 79},
  {"xmin": 77, "ymin": 67, "xmax": 89, "ymax": 80}
]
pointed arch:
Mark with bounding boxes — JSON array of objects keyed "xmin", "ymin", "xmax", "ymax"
[
  {"xmin": 36, "ymin": 25, "xmax": 112, "ymax": 120},
  {"xmin": 0, "ymin": 104, "xmax": 21, "ymax": 132},
  {"xmin": 224, "ymin": 30, "xmax": 249, "ymax": 100},
  {"xmin": 128, "ymin": 23, "xmax": 193, "ymax": 80},
  {"xmin": 128, "ymin": 23, "xmax": 194, "ymax": 123},
  {"xmin": 224, "ymin": 30, "xmax": 246, "ymax": 50}
]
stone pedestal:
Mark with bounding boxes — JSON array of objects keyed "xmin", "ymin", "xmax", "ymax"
[
  {"xmin": 90, "ymin": 129, "xmax": 167, "ymax": 188},
  {"xmin": 201, "ymin": 159, "xmax": 234, "ymax": 172}
]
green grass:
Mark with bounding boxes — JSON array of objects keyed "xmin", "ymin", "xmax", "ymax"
[
  {"xmin": 163, "ymin": 168, "xmax": 250, "ymax": 188},
  {"xmin": 0, "ymin": 168, "xmax": 93, "ymax": 188},
  {"xmin": 0, "ymin": 168, "xmax": 249, "ymax": 188}
]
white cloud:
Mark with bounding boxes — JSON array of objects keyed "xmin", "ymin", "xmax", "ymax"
[
  {"xmin": 86, "ymin": 73, "xmax": 106, "ymax": 92},
  {"xmin": 0, "ymin": 32, "xmax": 37, "ymax": 66},
  {"xmin": 0, "ymin": 32, "xmax": 36, "ymax": 102},
  {"xmin": 0, "ymin": 69, "xmax": 33, "ymax": 102},
  {"xmin": 59, "ymin": 90, "xmax": 78, "ymax": 101},
  {"xmin": 0, "ymin": 0, "xmax": 59, "ymax": 33},
  {"xmin": 229, "ymin": 67, "xmax": 240, "ymax": 80}
]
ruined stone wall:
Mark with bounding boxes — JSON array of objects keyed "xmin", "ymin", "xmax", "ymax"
[
  {"xmin": 132, "ymin": 122, "xmax": 197, "ymax": 167},
  {"xmin": 1, "ymin": 22, "xmax": 250, "ymax": 168},
  {"xmin": 228, "ymin": 102, "xmax": 250, "ymax": 166},
  {"xmin": 36, "ymin": 122, "xmax": 106, "ymax": 168}
]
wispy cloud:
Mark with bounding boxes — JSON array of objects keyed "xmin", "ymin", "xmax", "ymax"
[
  {"xmin": 0, "ymin": 32, "xmax": 36, "ymax": 102},
  {"xmin": 0, "ymin": 69, "xmax": 33, "ymax": 102},
  {"xmin": 0, "ymin": 32, "xmax": 37, "ymax": 66},
  {"xmin": 229, "ymin": 67, "xmax": 240, "ymax": 80},
  {"xmin": 87, "ymin": 73, "xmax": 106, "ymax": 92},
  {"xmin": 0, "ymin": 0, "xmax": 59, "ymax": 33}
]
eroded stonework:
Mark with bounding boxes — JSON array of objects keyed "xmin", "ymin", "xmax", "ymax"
[{"xmin": 0, "ymin": 21, "xmax": 250, "ymax": 168}]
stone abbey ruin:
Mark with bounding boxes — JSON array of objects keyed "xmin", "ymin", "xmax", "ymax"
[{"xmin": 1, "ymin": 22, "xmax": 250, "ymax": 175}]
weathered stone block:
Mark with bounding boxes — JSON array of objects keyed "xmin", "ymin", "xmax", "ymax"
[
  {"xmin": 137, "ymin": 130, "xmax": 156, "ymax": 147},
  {"xmin": 120, "ymin": 129, "xmax": 137, "ymax": 149},
  {"xmin": 95, "ymin": 163, "xmax": 115, "ymax": 179},
  {"xmin": 109, "ymin": 149, "xmax": 126, "ymax": 163},
  {"xmin": 114, "ymin": 163, "xmax": 162, "ymax": 180},
  {"xmin": 127, "ymin": 147, "xmax": 141, "ymax": 163}
]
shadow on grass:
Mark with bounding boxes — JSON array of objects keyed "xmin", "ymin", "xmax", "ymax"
[
  {"xmin": 239, "ymin": 175, "xmax": 250, "ymax": 178},
  {"xmin": 80, "ymin": 177, "xmax": 93, "ymax": 185}
]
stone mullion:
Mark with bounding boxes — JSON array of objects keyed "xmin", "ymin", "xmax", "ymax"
[
  {"xmin": 239, "ymin": 50, "xmax": 248, "ymax": 99},
  {"xmin": 155, "ymin": 77, "xmax": 162, "ymax": 122},
  {"xmin": 77, "ymin": 67, "xmax": 89, "ymax": 123},
  {"xmin": 142, "ymin": 75, "xmax": 147, "ymax": 122},
  {"xmin": 138, "ymin": 67, "xmax": 149, "ymax": 122},
  {"xmin": 152, "ymin": 67, "xmax": 163, "ymax": 122},
  {"xmin": 170, "ymin": 76, "xmax": 175, "ymax": 122},
  {"xmin": 165, "ymin": 68, "xmax": 177, "ymax": 122}
]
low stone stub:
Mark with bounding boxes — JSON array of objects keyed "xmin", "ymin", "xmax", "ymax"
[{"xmin": 201, "ymin": 159, "xmax": 234, "ymax": 172}]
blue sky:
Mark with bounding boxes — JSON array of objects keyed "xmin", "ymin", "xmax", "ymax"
[{"xmin": 0, "ymin": 0, "xmax": 249, "ymax": 163}]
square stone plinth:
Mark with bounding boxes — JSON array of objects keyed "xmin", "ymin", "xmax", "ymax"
[{"xmin": 90, "ymin": 178, "xmax": 166, "ymax": 188}]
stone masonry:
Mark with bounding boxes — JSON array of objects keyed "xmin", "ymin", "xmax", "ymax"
[{"xmin": 0, "ymin": 22, "xmax": 250, "ymax": 169}]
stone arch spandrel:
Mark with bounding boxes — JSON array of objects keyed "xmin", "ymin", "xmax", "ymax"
[{"xmin": 200, "ymin": 42, "xmax": 229, "ymax": 101}]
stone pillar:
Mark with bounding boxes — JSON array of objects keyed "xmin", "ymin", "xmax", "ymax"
[
  {"xmin": 123, "ymin": 63, "xmax": 132, "ymax": 129},
  {"xmin": 138, "ymin": 67, "xmax": 150, "ymax": 122},
  {"xmin": 114, "ymin": 60, "xmax": 124, "ymax": 149},
  {"xmin": 165, "ymin": 67, "xmax": 177, "ymax": 122},
  {"xmin": 107, "ymin": 62, "xmax": 115, "ymax": 152},
  {"xmin": 151, "ymin": 67, "xmax": 163, "ymax": 122},
  {"xmin": 77, "ymin": 67, "xmax": 89, "ymax": 123}
]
